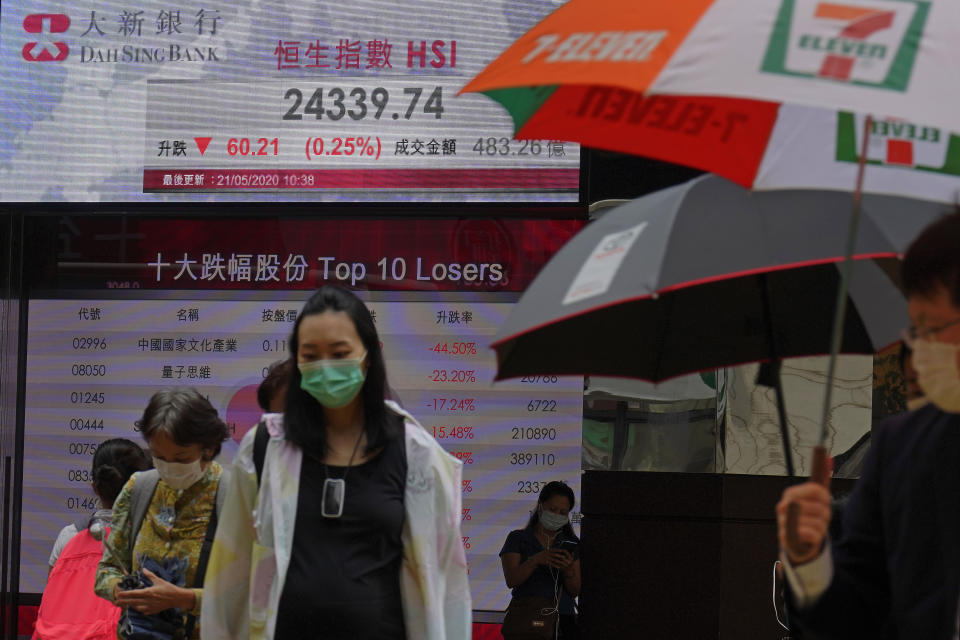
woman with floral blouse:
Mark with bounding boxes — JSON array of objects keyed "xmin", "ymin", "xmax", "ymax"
[{"xmin": 95, "ymin": 388, "xmax": 230, "ymax": 640}]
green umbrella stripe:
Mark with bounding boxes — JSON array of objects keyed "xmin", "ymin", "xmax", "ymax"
[{"xmin": 482, "ymin": 85, "xmax": 558, "ymax": 133}]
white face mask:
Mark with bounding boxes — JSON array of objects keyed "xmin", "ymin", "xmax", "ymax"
[
  {"xmin": 152, "ymin": 456, "xmax": 206, "ymax": 490},
  {"xmin": 539, "ymin": 509, "xmax": 569, "ymax": 532},
  {"xmin": 911, "ymin": 339, "xmax": 960, "ymax": 413}
]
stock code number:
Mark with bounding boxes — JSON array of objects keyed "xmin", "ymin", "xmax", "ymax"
[
  {"xmin": 520, "ymin": 376, "xmax": 559, "ymax": 384},
  {"xmin": 70, "ymin": 392, "xmax": 105, "ymax": 404},
  {"xmin": 72, "ymin": 337, "xmax": 107, "ymax": 350},
  {"xmin": 70, "ymin": 419, "xmax": 104, "ymax": 431},
  {"xmin": 526, "ymin": 400, "xmax": 558, "ymax": 412},
  {"xmin": 283, "ymin": 86, "xmax": 444, "ymax": 120},
  {"xmin": 510, "ymin": 453, "xmax": 557, "ymax": 466},
  {"xmin": 71, "ymin": 364, "xmax": 106, "ymax": 377},
  {"xmin": 512, "ymin": 427, "xmax": 558, "ymax": 441},
  {"xmin": 68, "ymin": 442, "xmax": 100, "ymax": 456},
  {"xmin": 68, "ymin": 469, "xmax": 94, "ymax": 482},
  {"xmin": 66, "ymin": 496, "xmax": 101, "ymax": 511}
]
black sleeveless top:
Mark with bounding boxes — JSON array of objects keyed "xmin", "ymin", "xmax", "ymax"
[{"xmin": 274, "ymin": 427, "xmax": 407, "ymax": 639}]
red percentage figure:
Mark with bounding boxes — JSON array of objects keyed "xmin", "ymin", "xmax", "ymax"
[
  {"xmin": 462, "ymin": 536, "xmax": 472, "ymax": 550},
  {"xmin": 452, "ymin": 451, "xmax": 474, "ymax": 464},
  {"xmin": 462, "ymin": 508, "xmax": 472, "ymax": 522},
  {"xmin": 462, "ymin": 479, "xmax": 473, "ymax": 493},
  {"xmin": 432, "ymin": 425, "xmax": 475, "ymax": 439},
  {"xmin": 430, "ymin": 341, "xmax": 479, "ymax": 356},
  {"xmin": 430, "ymin": 370, "xmax": 478, "ymax": 383},
  {"xmin": 427, "ymin": 398, "xmax": 477, "ymax": 412}
]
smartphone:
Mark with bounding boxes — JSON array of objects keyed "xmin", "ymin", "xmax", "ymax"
[{"xmin": 557, "ymin": 539, "xmax": 579, "ymax": 553}]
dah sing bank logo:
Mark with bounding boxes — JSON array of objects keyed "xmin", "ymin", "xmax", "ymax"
[
  {"xmin": 762, "ymin": 0, "xmax": 930, "ymax": 91},
  {"xmin": 22, "ymin": 13, "xmax": 71, "ymax": 62}
]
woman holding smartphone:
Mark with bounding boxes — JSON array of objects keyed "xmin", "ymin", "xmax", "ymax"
[{"xmin": 499, "ymin": 481, "xmax": 581, "ymax": 639}]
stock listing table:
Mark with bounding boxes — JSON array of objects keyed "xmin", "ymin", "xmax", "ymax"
[{"xmin": 22, "ymin": 294, "xmax": 583, "ymax": 609}]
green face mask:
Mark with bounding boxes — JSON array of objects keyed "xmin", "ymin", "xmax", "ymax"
[{"xmin": 299, "ymin": 352, "xmax": 367, "ymax": 409}]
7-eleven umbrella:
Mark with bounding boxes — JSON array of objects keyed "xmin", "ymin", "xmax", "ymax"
[
  {"xmin": 753, "ymin": 106, "xmax": 960, "ymax": 202},
  {"xmin": 465, "ymin": 0, "xmax": 960, "ymax": 492},
  {"xmin": 461, "ymin": 0, "xmax": 960, "ymax": 193}
]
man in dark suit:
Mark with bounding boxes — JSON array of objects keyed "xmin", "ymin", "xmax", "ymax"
[{"xmin": 776, "ymin": 213, "xmax": 960, "ymax": 639}]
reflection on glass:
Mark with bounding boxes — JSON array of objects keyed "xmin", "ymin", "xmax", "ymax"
[
  {"xmin": 582, "ymin": 374, "xmax": 721, "ymax": 473},
  {"xmin": 582, "ymin": 419, "xmax": 614, "ymax": 471}
]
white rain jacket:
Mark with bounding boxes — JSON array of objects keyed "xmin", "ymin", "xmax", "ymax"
[{"xmin": 200, "ymin": 401, "xmax": 472, "ymax": 639}]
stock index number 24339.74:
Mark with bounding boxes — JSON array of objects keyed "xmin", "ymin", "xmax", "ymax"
[{"xmin": 282, "ymin": 86, "xmax": 444, "ymax": 121}]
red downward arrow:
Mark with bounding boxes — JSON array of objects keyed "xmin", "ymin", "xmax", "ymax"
[{"xmin": 194, "ymin": 137, "xmax": 213, "ymax": 155}]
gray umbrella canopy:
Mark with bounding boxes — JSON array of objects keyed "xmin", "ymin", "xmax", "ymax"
[{"xmin": 493, "ymin": 175, "xmax": 949, "ymax": 382}]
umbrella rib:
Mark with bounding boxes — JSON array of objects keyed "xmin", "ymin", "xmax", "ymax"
[
  {"xmin": 758, "ymin": 272, "xmax": 797, "ymax": 477},
  {"xmin": 651, "ymin": 292, "xmax": 675, "ymax": 381}
]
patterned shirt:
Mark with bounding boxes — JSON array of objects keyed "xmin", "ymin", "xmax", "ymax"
[{"xmin": 95, "ymin": 462, "xmax": 223, "ymax": 640}]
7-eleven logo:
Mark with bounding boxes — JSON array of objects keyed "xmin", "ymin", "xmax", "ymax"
[
  {"xmin": 835, "ymin": 112, "xmax": 960, "ymax": 175},
  {"xmin": 814, "ymin": 4, "xmax": 894, "ymax": 81},
  {"xmin": 762, "ymin": 0, "xmax": 930, "ymax": 91}
]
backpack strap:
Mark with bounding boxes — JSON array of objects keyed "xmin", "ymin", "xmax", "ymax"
[
  {"xmin": 253, "ymin": 421, "xmax": 269, "ymax": 487},
  {"xmin": 127, "ymin": 470, "xmax": 160, "ymax": 573},
  {"xmin": 183, "ymin": 468, "xmax": 229, "ymax": 639}
]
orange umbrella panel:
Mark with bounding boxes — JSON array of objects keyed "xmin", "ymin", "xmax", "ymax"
[{"xmin": 461, "ymin": 0, "xmax": 715, "ymax": 94}]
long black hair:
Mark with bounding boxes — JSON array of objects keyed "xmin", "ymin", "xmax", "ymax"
[
  {"xmin": 284, "ymin": 286, "xmax": 399, "ymax": 455},
  {"xmin": 92, "ymin": 438, "xmax": 151, "ymax": 508},
  {"xmin": 524, "ymin": 481, "xmax": 578, "ymax": 541}
]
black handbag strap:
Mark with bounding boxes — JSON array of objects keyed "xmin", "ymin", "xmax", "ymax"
[{"xmin": 253, "ymin": 421, "xmax": 269, "ymax": 486}]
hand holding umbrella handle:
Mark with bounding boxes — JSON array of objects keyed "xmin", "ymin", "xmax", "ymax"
[{"xmin": 785, "ymin": 445, "xmax": 831, "ymax": 559}]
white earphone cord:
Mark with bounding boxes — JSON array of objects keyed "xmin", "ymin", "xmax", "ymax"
[
  {"xmin": 772, "ymin": 560, "xmax": 789, "ymax": 631},
  {"xmin": 545, "ymin": 565, "xmax": 562, "ymax": 640}
]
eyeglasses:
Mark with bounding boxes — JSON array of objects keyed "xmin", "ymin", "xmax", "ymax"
[{"xmin": 902, "ymin": 316, "xmax": 960, "ymax": 346}]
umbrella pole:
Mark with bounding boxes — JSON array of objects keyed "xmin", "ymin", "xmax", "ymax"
[
  {"xmin": 817, "ymin": 114, "xmax": 873, "ymax": 465},
  {"xmin": 785, "ymin": 115, "xmax": 872, "ymax": 557}
]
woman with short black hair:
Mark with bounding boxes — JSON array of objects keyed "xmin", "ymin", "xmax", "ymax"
[
  {"xmin": 257, "ymin": 358, "xmax": 294, "ymax": 413},
  {"xmin": 202, "ymin": 285, "xmax": 471, "ymax": 640},
  {"xmin": 136, "ymin": 387, "xmax": 231, "ymax": 459}
]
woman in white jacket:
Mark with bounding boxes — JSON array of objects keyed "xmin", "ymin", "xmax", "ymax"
[{"xmin": 201, "ymin": 286, "xmax": 471, "ymax": 639}]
